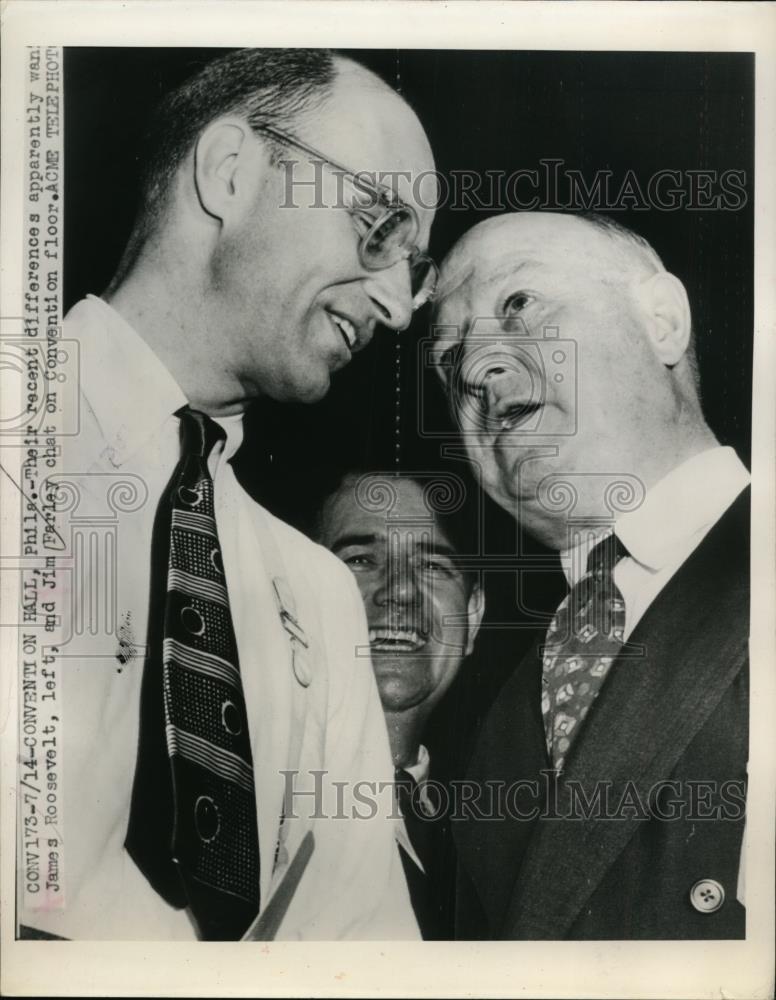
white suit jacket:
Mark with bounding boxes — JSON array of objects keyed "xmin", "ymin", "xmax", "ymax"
[{"xmin": 18, "ymin": 296, "xmax": 417, "ymax": 941}]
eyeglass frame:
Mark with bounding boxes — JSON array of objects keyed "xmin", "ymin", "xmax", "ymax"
[{"xmin": 253, "ymin": 122, "xmax": 438, "ymax": 310}]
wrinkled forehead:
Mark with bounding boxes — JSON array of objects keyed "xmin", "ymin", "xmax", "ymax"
[{"xmin": 434, "ymin": 218, "xmax": 617, "ymax": 334}]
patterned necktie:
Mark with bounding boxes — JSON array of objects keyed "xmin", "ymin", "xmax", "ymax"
[
  {"xmin": 126, "ymin": 407, "xmax": 260, "ymax": 940},
  {"xmin": 541, "ymin": 532, "xmax": 627, "ymax": 771}
]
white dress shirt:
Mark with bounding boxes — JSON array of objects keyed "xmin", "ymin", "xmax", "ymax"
[
  {"xmin": 404, "ymin": 742, "xmax": 431, "ymax": 786},
  {"xmin": 557, "ymin": 445, "xmax": 750, "ymax": 903},
  {"xmin": 558, "ymin": 446, "xmax": 750, "ymax": 639},
  {"xmin": 20, "ymin": 295, "xmax": 417, "ymax": 940}
]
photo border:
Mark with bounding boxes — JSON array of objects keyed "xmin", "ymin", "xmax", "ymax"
[{"xmin": 1, "ymin": 2, "xmax": 774, "ymax": 997}]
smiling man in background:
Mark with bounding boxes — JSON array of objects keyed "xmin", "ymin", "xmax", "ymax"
[
  {"xmin": 316, "ymin": 470, "xmax": 484, "ymax": 938},
  {"xmin": 433, "ymin": 211, "xmax": 749, "ymax": 940},
  {"xmin": 21, "ymin": 48, "xmax": 438, "ymax": 941}
]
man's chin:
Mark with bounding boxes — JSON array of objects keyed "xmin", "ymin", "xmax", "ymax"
[
  {"xmin": 269, "ymin": 372, "xmax": 331, "ymax": 405},
  {"xmin": 294, "ymin": 372, "xmax": 332, "ymax": 404},
  {"xmin": 374, "ymin": 660, "xmax": 429, "ymax": 712},
  {"xmin": 480, "ymin": 454, "xmax": 546, "ymax": 515},
  {"xmin": 378, "ymin": 689, "xmax": 427, "ymax": 713}
]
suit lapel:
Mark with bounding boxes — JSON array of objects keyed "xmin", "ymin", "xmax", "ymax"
[
  {"xmin": 453, "ymin": 635, "xmax": 551, "ymax": 933},
  {"xmin": 502, "ymin": 490, "xmax": 749, "ymax": 939}
]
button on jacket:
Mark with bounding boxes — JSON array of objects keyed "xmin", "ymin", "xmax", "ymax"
[{"xmin": 454, "ymin": 449, "xmax": 750, "ymax": 940}]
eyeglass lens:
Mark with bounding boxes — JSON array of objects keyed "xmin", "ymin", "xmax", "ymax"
[
  {"xmin": 362, "ymin": 208, "xmax": 437, "ymax": 306},
  {"xmin": 362, "ymin": 207, "xmax": 416, "ymax": 266},
  {"xmin": 409, "ymin": 257, "xmax": 436, "ymax": 307}
]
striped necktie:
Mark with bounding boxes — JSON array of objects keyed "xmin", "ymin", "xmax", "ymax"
[
  {"xmin": 541, "ymin": 533, "xmax": 628, "ymax": 771},
  {"xmin": 126, "ymin": 407, "xmax": 260, "ymax": 939}
]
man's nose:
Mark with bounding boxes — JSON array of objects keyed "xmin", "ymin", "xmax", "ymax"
[
  {"xmin": 373, "ymin": 557, "xmax": 421, "ymax": 607},
  {"xmin": 483, "ymin": 370, "xmax": 528, "ymax": 421},
  {"xmin": 363, "ymin": 261, "xmax": 414, "ymax": 333}
]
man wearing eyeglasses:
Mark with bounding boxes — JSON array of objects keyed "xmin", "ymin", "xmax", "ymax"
[{"xmin": 22, "ymin": 49, "xmax": 437, "ymax": 942}]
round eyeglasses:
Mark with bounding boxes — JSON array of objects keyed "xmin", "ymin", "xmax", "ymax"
[
  {"xmin": 356, "ymin": 205, "xmax": 438, "ymax": 310},
  {"xmin": 256, "ymin": 124, "xmax": 438, "ymax": 311}
]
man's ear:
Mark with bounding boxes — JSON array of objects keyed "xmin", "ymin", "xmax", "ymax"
[
  {"xmin": 633, "ymin": 271, "xmax": 692, "ymax": 368},
  {"xmin": 193, "ymin": 117, "xmax": 263, "ymax": 222},
  {"xmin": 464, "ymin": 582, "xmax": 485, "ymax": 656}
]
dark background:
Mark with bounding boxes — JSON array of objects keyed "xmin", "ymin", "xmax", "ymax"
[{"xmin": 64, "ymin": 48, "xmax": 754, "ymax": 763}]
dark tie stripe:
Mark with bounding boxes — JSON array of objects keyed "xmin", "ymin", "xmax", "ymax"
[
  {"xmin": 163, "ymin": 638, "xmax": 241, "ymax": 688},
  {"xmin": 126, "ymin": 407, "xmax": 260, "ymax": 940},
  {"xmin": 167, "ymin": 567, "xmax": 229, "ymax": 606},
  {"xmin": 165, "ymin": 725, "xmax": 255, "ymax": 793}
]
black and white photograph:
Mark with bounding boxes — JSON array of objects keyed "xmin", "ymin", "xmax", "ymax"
[{"xmin": 1, "ymin": 2, "xmax": 774, "ymax": 997}]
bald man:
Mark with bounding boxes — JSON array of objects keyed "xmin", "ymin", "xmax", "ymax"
[
  {"xmin": 23, "ymin": 49, "xmax": 437, "ymax": 941},
  {"xmin": 433, "ymin": 212, "xmax": 749, "ymax": 940}
]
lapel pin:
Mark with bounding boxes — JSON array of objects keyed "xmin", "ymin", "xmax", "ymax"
[{"xmin": 272, "ymin": 578, "xmax": 312, "ymax": 687}]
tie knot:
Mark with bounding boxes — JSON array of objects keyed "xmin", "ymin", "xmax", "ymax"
[
  {"xmin": 586, "ymin": 532, "xmax": 627, "ymax": 578},
  {"xmin": 178, "ymin": 407, "xmax": 225, "ymax": 460}
]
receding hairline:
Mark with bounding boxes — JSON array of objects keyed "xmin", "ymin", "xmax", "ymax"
[
  {"xmin": 432, "ymin": 211, "xmax": 702, "ymax": 394},
  {"xmin": 330, "ymin": 54, "xmax": 403, "ymax": 97},
  {"xmin": 436, "ymin": 212, "xmax": 666, "ymax": 303},
  {"xmin": 324, "ymin": 56, "xmax": 435, "ymax": 173},
  {"xmin": 111, "ymin": 49, "xmax": 429, "ymax": 288}
]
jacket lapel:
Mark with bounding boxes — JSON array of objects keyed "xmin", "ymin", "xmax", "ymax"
[
  {"xmin": 453, "ymin": 634, "xmax": 551, "ymax": 934},
  {"xmin": 501, "ymin": 490, "xmax": 749, "ymax": 939}
]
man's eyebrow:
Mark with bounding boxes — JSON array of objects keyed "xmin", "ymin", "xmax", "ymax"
[
  {"xmin": 415, "ymin": 537, "xmax": 459, "ymax": 560},
  {"xmin": 438, "ymin": 255, "xmax": 539, "ymax": 298},
  {"xmin": 477, "ymin": 257, "xmax": 542, "ymax": 286},
  {"xmin": 433, "ymin": 258, "xmax": 543, "ymax": 362},
  {"xmin": 330, "ymin": 531, "xmax": 459, "ymax": 560},
  {"xmin": 330, "ymin": 532, "xmax": 382, "ymax": 553}
]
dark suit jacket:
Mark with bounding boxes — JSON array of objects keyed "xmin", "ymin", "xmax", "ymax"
[
  {"xmin": 397, "ymin": 773, "xmax": 457, "ymax": 939},
  {"xmin": 453, "ymin": 488, "xmax": 749, "ymax": 940}
]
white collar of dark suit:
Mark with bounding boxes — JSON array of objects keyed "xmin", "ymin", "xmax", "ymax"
[{"xmin": 559, "ymin": 446, "xmax": 750, "ymax": 585}]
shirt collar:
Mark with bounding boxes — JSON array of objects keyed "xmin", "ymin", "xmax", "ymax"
[
  {"xmin": 212, "ymin": 414, "xmax": 244, "ymax": 467},
  {"xmin": 560, "ymin": 446, "xmax": 750, "ymax": 585},
  {"xmin": 403, "ymin": 743, "xmax": 430, "ymax": 786},
  {"xmin": 69, "ymin": 295, "xmax": 244, "ymax": 467}
]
